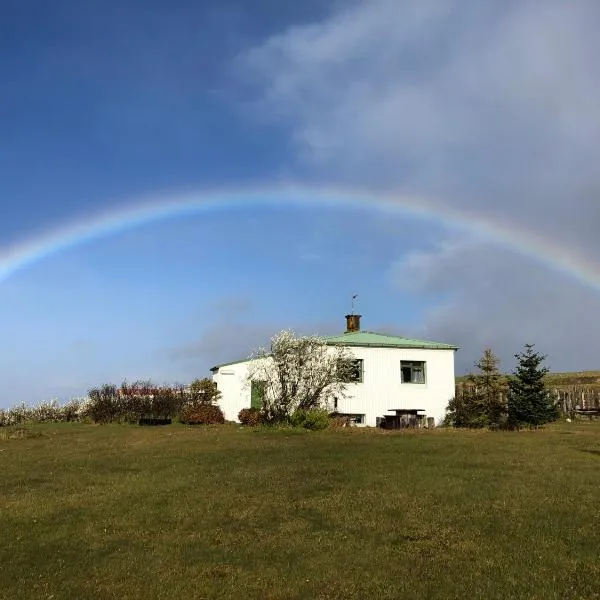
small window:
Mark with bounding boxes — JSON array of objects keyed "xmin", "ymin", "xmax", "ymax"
[
  {"xmin": 340, "ymin": 413, "xmax": 364, "ymax": 425},
  {"xmin": 341, "ymin": 359, "xmax": 363, "ymax": 383},
  {"xmin": 401, "ymin": 361, "xmax": 426, "ymax": 384}
]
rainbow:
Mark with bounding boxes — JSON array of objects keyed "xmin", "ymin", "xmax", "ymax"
[{"xmin": 1, "ymin": 184, "xmax": 599, "ymax": 291}]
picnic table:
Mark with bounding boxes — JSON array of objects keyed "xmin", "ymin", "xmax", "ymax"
[{"xmin": 381, "ymin": 409, "xmax": 427, "ymax": 429}]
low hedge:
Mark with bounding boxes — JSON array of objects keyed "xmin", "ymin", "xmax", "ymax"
[
  {"xmin": 238, "ymin": 407, "xmax": 262, "ymax": 426},
  {"xmin": 180, "ymin": 404, "xmax": 225, "ymax": 425}
]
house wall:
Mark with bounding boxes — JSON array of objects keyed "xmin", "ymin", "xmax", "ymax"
[
  {"xmin": 335, "ymin": 346, "xmax": 455, "ymax": 426},
  {"xmin": 211, "ymin": 346, "xmax": 456, "ymax": 426}
]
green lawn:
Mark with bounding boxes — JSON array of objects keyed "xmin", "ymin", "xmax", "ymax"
[{"xmin": 1, "ymin": 422, "xmax": 599, "ymax": 600}]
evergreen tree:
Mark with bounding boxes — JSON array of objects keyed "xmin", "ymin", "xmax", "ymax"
[
  {"xmin": 507, "ymin": 344, "xmax": 558, "ymax": 428},
  {"xmin": 473, "ymin": 348, "xmax": 506, "ymax": 427},
  {"xmin": 445, "ymin": 348, "xmax": 506, "ymax": 428}
]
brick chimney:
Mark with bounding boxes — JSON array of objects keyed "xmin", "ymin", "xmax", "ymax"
[{"xmin": 345, "ymin": 314, "xmax": 361, "ymax": 333}]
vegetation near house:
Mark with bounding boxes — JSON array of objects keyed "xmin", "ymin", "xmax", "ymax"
[
  {"xmin": 238, "ymin": 407, "xmax": 262, "ymax": 426},
  {"xmin": 246, "ymin": 329, "xmax": 355, "ymax": 423},
  {"xmin": 84, "ymin": 378, "xmax": 223, "ymax": 424},
  {"xmin": 180, "ymin": 403, "xmax": 225, "ymax": 425},
  {"xmin": 188, "ymin": 377, "xmax": 221, "ymax": 406},
  {"xmin": 448, "ymin": 344, "xmax": 561, "ymax": 429},
  {"xmin": 289, "ymin": 408, "xmax": 330, "ymax": 430},
  {"xmin": 507, "ymin": 344, "xmax": 559, "ymax": 428},
  {"xmin": 445, "ymin": 348, "xmax": 507, "ymax": 428}
]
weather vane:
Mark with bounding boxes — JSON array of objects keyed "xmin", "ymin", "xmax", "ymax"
[{"xmin": 351, "ymin": 294, "xmax": 358, "ymax": 314}]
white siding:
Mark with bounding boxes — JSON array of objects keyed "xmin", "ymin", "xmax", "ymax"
[
  {"xmin": 335, "ymin": 346, "xmax": 455, "ymax": 426},
  {"xmin": 212, "ymin": 346, "xmax": 456, "ymax": 426},
  {"xmin": 212, "ymin": 363, "xmax": 253, "ymax": 422}
]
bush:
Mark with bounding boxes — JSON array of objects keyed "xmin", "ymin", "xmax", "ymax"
[
  {"xmin": 290, "ymin": 409, "xmax": 330, "ymax": 431},
  {"xmin": 87, "ymin": 385, "xmax": 120, "ymax": 424},
  {"xmin": 188, "ymin": 378, "xmax": 221, "ymax": 405},
  {"xmin": 328, "ymin": 413, "xmax": 351, "ymax": 428},
  {"xmin": 180, "ymin": 404, "xmax": 225, "ymax": 425},
  {"xmin": 85, "ymin": 382, "xmax": 192, "ymax": 424},
  {"xmin": 238, "ymin": 407, "xmax": 262, "ymax": 426},
  {"xmin": 0, "ymin": 398, "xmax": 89, "ymax": 426}
]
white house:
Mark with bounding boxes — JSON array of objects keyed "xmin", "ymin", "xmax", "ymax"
[{"xmin": 210, "ymin": 314, "xmax": 458, "ymax": 426}]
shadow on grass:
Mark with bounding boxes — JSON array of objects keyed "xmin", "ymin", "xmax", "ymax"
[{"xmin": 578, "ymin": 448, "xmax": 600, "ymax": 457}]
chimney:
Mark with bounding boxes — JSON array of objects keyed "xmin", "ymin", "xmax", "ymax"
[{"xmin": 345, "ymin": 314, "xmax": 361, "ymax": 333}]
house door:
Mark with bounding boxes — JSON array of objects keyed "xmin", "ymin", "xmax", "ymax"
[{"xmin": 250, "ymin": 380, "xmax": 266, "ymax": 409}]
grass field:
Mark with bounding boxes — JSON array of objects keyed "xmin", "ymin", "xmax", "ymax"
[{"xmin": 1, "ymin": 422, "xmax": 600, "ymax": 600}]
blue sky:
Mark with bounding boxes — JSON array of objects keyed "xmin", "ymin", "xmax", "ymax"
[{"xmin": 1, "ymin": 0, "xmax": 600, "ymax": 405}]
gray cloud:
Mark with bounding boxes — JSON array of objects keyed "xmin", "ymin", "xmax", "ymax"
[
  {"xmin": 236, "ymin": 1, "xmax": 600, "ymax": 242},
  {"xmin": 392, "ymin": 238, "xmax": 600, "ymax": 373},
  {"xmin": 233, "ymin": 0, "xmax": 600, "ymax": 371}
]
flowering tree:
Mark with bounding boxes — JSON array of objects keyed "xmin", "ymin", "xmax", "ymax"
[{"xmin": 246, "ymin": 329, "xmax": 355, "ymax": 423}]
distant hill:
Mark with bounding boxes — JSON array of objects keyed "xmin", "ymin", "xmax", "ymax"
[{"xmin": 456, "ymin": 370, "xmax": 600, "ymax": 389}]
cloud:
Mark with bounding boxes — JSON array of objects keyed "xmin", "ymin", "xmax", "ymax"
[
  {"xmin": 233, "ymin": 0, "xmax": 600, "ymax": 371},
  {"xmin": 391, "ymin": 238, "xmax": 600, "ymax": 373},
  {"xmin": 236, "ymin": 0, "xmax": 600, "ymax": 245}
]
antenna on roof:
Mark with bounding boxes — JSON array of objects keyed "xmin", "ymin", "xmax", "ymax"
[{"xmin": 351, "ymin": 294, "xmax": 358, "ymax": 315}]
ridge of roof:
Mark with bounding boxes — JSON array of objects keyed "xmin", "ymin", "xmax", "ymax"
[
  {"xmin": 322, "ymin": 330, "xmax": 459, "ymax": 350},
  {"xmin": 210, "ymin": 331, "xmax": 459, "ymax": 371}
]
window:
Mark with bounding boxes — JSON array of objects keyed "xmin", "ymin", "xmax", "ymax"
[
  {"xmin": 401, "ymin": 361, "xmax": 426, "ymax": 384},
  {"xmin": 341, "ymin": 359, "xmax": 363, "ymax": 383},
  {"xmin": 341, "ymin": 413, "xmax": 364, "ymax": 425}
]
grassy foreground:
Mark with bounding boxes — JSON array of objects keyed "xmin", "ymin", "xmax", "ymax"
[{"xmin": 1, "ymin": 423, "xmax": 599, "ymax": 600}]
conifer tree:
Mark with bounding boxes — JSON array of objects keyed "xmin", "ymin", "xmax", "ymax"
[
  {"xmin": 507, "ymin": 344, "xmax": 558, "ymax": 428},
  {"xmin": 473, "ymin": 348, "xmax": 507, "ymax": 427},
  {"xmin": 446, "ymin": 348, "xmax": 506, "ymax": 428}
]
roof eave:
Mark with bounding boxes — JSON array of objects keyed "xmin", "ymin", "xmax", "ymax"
[{"xmin": 325, "ymin": 341, "xmax": 459, "ymax": 350}]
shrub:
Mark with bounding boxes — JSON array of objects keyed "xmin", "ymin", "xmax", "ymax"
[
  {"xmin": 188, "ymin": 378, "xmax": 221, "ymax": 405},
  {"xmin": 180, "ymin": 404, "xmax": 225, "ymax": 425},
  {"xmin": 0, "ymin": 398, "xmax": 89, "ymax": 426},
  {"xmin": 87, "ymin": 384, "xmax": 120, "ymax": 424},
  {"xmin": 290, "ymin": 409, "xmax": 329, "ymax": 431},
  {"xmin": 238, "ymin": 407, "xmax": 262, "ymax": 426},
  {"xmin": 85, "ymin": 381, "xmax": 193, "ymax": 424},
  {"xmin": 328, "ymin": 413, "xmax": 351, "ymax": 428}
]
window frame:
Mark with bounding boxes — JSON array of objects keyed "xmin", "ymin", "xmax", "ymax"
[
  {"xmin": 400, "ymin": 360, "xmax": 427, "ymax": 384},
  {"xmin": 338, "ymin": 413, "xmax": 365, "ymax": 425},
  {"xmin": 341, "ymin": 358, "xmax": 364, "ymax": 384}
]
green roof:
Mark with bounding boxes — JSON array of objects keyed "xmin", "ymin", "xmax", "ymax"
[
  {"xmin": 210, "ymin": 331, "xmax": 458, "ymax": 371},
  {"xmin": 322, "ymin": 331, "xmax": 458, "ymax": 350},
  {"xmin": 210, "ymin": 357, "xmax": 252, "ymax": 372}
]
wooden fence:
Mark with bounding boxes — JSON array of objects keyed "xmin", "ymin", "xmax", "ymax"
[{"xmin": 455, "ymin": 383, "xmax": 600, "ymax": 414}]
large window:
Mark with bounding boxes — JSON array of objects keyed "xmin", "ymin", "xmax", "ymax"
[
  {"xmin": 401, "ymin": 361, "xmax": 426, "ymax": 384},
  {"xmin": 341, "ymin": 359, "xmax": 363, "ymax": 383}
]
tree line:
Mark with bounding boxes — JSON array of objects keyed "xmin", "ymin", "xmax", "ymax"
[{"xmin": 445, "ymin": 344, "xmax": 559, "ymax": 429}]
